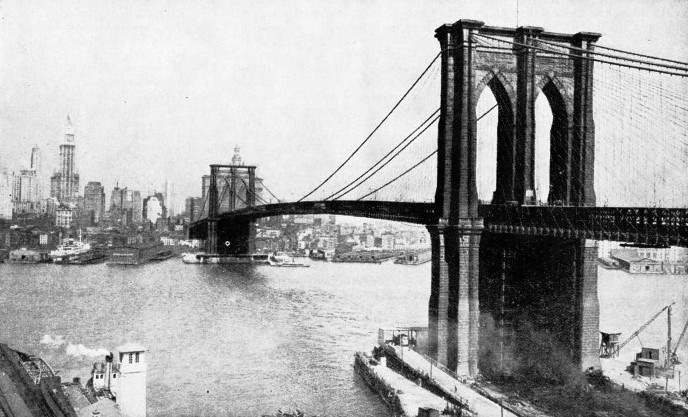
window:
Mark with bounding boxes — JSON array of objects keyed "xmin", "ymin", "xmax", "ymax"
[
  {"xmin": 113, "ymin": 374, "xmax": 116, "ymax": 378},
  {"xmin": 135, "ymin": 352, "xmax": 140, "ymax": 363},
  {"xmin": 128, "ymin": 353, "xmax": 133, "ymax": 364}
]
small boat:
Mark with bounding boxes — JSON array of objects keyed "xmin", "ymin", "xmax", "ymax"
[
  {"xmin": 150, "ymin": 250, "xmax": 175, "ymax": 262},
  {"xmin": 268, "ymin": 252, "xmax": 309, "ymax": 267},
  {"xmin": 598, "ymin": 257, "xmax": 621, "ymax": 270}
]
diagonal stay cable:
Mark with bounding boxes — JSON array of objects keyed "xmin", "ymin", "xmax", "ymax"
[
  {"xmin": 332, "ymin": 102, "xmax": 497, "ymax": 201},
  {"xmin": 326, "ymin": 108, "xmax": 440, "ymax": 200},
  {"xmin": 334, "ymin": 115, "xmax": 439, "ymax": 200},
  {"xmin": 356, "ymin": 150, "xmax": 437, "ymax": 201},
  {"xmin": 238, "ymin": 176, "xmax": 270, "ymax": 205},
  {"xmin": 297, "ymin": 51, "xmax": 442, "ymax": 202},
  {"xmin": 261, "ymin": 182, "xmax": 281, "ymax": 202}
]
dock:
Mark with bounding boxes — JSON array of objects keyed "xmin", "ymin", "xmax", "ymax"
[
  {"xmin": 354, "ymin": 352, "xmax": 450, "ymax": 416},
  {"xmin": 384, "ymin": 345, "xmax": 522, "ymax": 417}
]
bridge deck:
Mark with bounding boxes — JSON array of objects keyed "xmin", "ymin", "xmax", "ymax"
[{"xmin": 189, "ymin": 201, "xmax": 688, "ymax": 247}]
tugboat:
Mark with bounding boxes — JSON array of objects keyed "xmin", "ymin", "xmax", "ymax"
[{"xmin": 268, "ymin": 252, "xmax": 309, "ymax": 267}]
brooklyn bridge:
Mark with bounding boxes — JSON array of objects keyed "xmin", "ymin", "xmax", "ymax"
[{"xmin": 189, "ymin": 19, "xmax": 688, "ymax": 377}]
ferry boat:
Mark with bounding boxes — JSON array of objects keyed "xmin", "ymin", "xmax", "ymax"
[
  {"xmin": 181, "ymin": 252, "xmax": 269, "ymax": 264},
  {"xmin": 268, "ymin": 252, "xmax": 309, "ymax": 267},
  {"xmin": 49, "ymin": 234, "xmax": 106, "ymax": 264}
]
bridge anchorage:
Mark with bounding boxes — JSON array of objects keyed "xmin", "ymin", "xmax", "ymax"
[{"xmin": 190, "ymin": 19, "xmax": 688, "ymax": 379}]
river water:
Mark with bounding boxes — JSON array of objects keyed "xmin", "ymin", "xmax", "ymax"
[{"xmin": 0, "ymin": 259, "xmax": 687, "ymax": 416}]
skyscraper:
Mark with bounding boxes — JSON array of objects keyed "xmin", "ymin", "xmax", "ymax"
[
  {"xmin": 164, "ymin": 181, "xmax": 174, "ymax": 217},
  {"xmin": 12, "ymin": 170, "xmax": 37, "ymax": 202},
  {"xmin": 50, "ymin": 115, "xmax": 80, "ymax": 204},
  {"xmin": 30, "ymin": 145, "xmax": 42, "ymax": 200},
  {"xmin": 110, "ymin": 186, "xmax": 142, "ymax": 225},
  {"xmin": 84, "ymin": 181, "xmax": 106, "ymax": 224},
  {"xmin": 0, "ymin": 170, "xmax": 12, "ymax": 219}
]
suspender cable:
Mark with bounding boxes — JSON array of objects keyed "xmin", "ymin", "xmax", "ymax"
[
  {"xmin": 297, "ymin": 51, "xmax": 442, "ymax": 202},
  {"xmin": 357, "ymin": 150, "xmax": 437, "ymax": 201}
]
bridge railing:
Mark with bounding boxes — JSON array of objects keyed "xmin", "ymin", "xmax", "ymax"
[{"xmin": 479, "ymin": 205, "xmax": 688, "ymax": 246}]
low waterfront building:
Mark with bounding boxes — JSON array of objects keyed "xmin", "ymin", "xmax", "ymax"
[
  {"xmin": 9, "ymin": 247, "xmax": 50, "ymax": 263},
  {"xmin": 610, "ymin": 249, "xmax": 663, "ymax": 274},
  {"xmin": 381, "ymin": 233, "xmax": 395, "ymax": 250}
]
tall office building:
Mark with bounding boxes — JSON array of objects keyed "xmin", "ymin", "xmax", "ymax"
[
  {"xmin": 110, "ymin": 186, "xmax": 142, "ymax": 225},
  {"xmin": 50, "ymin": 115, "xmax": 80, "ymax": 204},
  {"xmin": 30, "ymin": 145, "xmax": 42, "ymax": 200},
  {"xmin": 12, "ymin": 170, "xmax": 37, "ymax": 202},
  {"xmin": 84, "ymin": 181, "xmax": 106, "ymax": 224},
  {"xmin": 0, "ymin": 170, "xmax": 12, "ymax": 219},
  {"xmin": 164, "ymin": 181, "xmax": 174, "ymax": 217},
  {"xmin": 184, "ymin": 197, "xmax": 203, "ymax": 222}
]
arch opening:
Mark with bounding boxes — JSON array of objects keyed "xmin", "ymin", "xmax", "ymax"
[
  {"xmin": 476, "ymin": 75, "xmax": 515, "ymax": 204},
  {"xmin": 537, "ymin": 80, "xmax": 569, "ymax": 205}
]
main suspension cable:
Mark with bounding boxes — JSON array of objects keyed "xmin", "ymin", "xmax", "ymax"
[
  {"xmin": 326, "ymin": 108, "xmax": 440, "ymax": 201},
  {"xmin": 474, "ymin": 34, "xmax": 688, "ymax": 77},
  {"xmin": 297, "ymin": 51, "xmax": 442, "ymax": 202}
]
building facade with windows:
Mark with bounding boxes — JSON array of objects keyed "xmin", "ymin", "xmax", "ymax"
[
  {"xmin": 50, "ymin": 115, "xmax": 80, "ymax": 204},
  {"xmin": 84, "ymin": 181, "xmax": 106, "ymax": 224}
]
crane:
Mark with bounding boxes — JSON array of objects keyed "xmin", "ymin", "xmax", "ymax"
[
  {"xmin": 670, "ymin": 315, "xmax": 688, "ymax": 365},
  {"xmin": 606, "ymin": 302, "xmax": 674, "ymax": 358}
]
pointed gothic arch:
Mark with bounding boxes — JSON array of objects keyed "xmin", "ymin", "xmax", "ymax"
[{"xmin": 474, "ymin": 71, "xmax": 518, "ymax": 204}]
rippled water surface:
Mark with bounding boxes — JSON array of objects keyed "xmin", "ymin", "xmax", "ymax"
[
  {"xmin": 0, "ymin": 259, "xmax": 429, "ymax": 416},
  {"xmin": 1, "ymin": 260, "xmax": 687, "ymax": 416}
]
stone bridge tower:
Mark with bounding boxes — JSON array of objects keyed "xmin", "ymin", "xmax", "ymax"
[{"xmin": 429, "ymin": 19, "xmax": 600, "ymax": 376}]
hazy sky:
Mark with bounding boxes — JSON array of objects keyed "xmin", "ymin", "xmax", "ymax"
[{"xmin": 2, "ymin": 0, "xmax": 687, "ymax": 205}]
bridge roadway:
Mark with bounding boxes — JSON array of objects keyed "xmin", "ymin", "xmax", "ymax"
[{"xmin": 189, "ymin": 200, "xmax": 688, "ymax": 247}]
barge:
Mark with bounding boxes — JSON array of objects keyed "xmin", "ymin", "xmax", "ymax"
[
  {"xmin": 395, "ymin": 249, "xmax": 431, "ymax": 265},
  {"xmin": 181, "ymin": 252, "xmax": 270, "ymax": 264},
  {"xmin": 107, "ymin": 242, "xmax": 164, "ymax": 265}
]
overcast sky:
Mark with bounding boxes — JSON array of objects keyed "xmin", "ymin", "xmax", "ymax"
[{"xmin": 1, "ymin": 0, "xmax": 686, "ymax": 206}]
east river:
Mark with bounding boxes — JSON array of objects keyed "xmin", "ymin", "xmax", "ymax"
[{"xmin": 1, "ymin": 258, "xmax": 687, "ymax": 416}]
